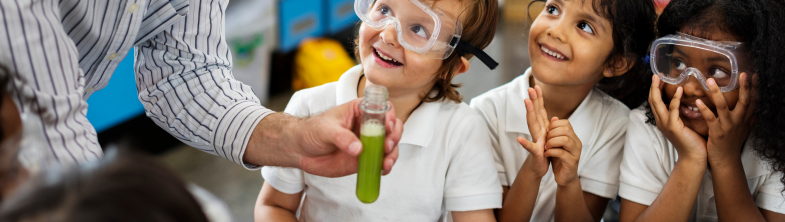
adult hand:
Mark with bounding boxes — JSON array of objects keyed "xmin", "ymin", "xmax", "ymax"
[
  {"xmin": 649, "ymin": 75, "xmax": 707, "ymax": 164},
  {"xmin": 518, "ymin": 86, "xmax": 551, "ymax": 179},
  {"xmin": 294, "ymin": 98, "xmax": 403, "ymax": 177},
  {"xmin": 698, "ymin": 73, "xmax": 758, "ymax": 168}
]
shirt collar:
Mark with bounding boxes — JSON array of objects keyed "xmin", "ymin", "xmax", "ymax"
[
  {"xmin": 505, "ymin": 67, "xmax": 598, "ymax": 142},
  {"xmin": 335, "ymin": 65, "xmax": 438, "ymax": 148}
]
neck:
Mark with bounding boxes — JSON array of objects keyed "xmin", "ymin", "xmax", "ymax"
[
  {"xmin": 529, "ymin": 74, "xmax": 597, "ymax": 120},
  {"xmin": 358, "ymin": 75, "xmax": 424, "ymax": 123}
]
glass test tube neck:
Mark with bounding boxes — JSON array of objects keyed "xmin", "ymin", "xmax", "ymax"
[{"xmin": 360, "ymin": 85, "xmax": 389, "ymax": 114}]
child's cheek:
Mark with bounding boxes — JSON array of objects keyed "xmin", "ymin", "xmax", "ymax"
[
  {"xmin": 663, "ymin": 83, "xmax": 679, "ymax": 102},
  {"xmin": 723, "ymin": 91, "xmax": 740, "ymax": 110}
]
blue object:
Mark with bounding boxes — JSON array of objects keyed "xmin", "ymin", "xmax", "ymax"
[
  {"xmin": 279, "ymin": 0, "xmax": 326, "ymax": 52},
  {"xmin": 326, "ymin": 0, "xmax": 359, "ymax": 34},
  {"xmin": 86, "ymin": 52, "xmax": 145, "ymax": 133}
]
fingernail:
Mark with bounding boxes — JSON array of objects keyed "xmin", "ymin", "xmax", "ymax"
[
  {"xmin": 652, "ymin": 75, "xmax": 656, "ymax": 81},
  {"xmin": 707, "ymin": 78, "xmax": 715, "ymax": 86},
  {"xmin": 389, "ymin": 158, "xmax": 395, "ymax": 167},
  {"xmin": 387, "ymin": 140, "xmax": 394, "ymax": 152},
  {"xmin": 696, "ymin": 99, "xmax": 703, "ymax": 106},
  {"xmin": 388, "ymin": 121, "xmax": 394, "ymax": 131},
  {"xmin": 350, "ymin": 142, "xmax": 362, "ymax": 155}
]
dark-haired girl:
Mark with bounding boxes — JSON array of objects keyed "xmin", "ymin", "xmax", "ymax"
[
  {"xmin": 470, "ymin": 0, "xmax": 657, "ymax": 221},
  {"xmin": 619, "ymin": 0, "xmax": 785, "ymax": 221}
]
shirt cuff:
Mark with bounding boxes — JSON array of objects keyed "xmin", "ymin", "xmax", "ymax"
[
  {"xmin": 756, "ymin": 192, "xmax": 785, "ymax": 214},
  {"xmin": 444, "ymin": 193, "xmax": 502, "ymax": 211},
  {"xmin": 619, "ymin": 181, "xmax": 659, "ymax": 206},
  {"xmin": 262, "ymin": 167, "xmax": 305, "ymax": 194},
  {"xmin": 498, "ymin": 172, "xmax": 509, "ymax": 187},
  {"xmin": 580, "ymin": 177, "xmax": 619, "ymax": 199},
  {"xmin": 212, "ymin": 101, "xmax": 274, "ymax": 170}
]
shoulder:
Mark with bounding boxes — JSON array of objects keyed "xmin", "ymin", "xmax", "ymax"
[
  {"xmin": 285, "ymin": 82, "xmax": 338, "ymax": 116},
  {"xmin": 470, "ymin": 75, "xmax": 520, "ymax": 111},
  {"xmin": 592, "ymin": 89, "xmax": 632, "ymax": 127},
  {"xmin": 624, "ymin": 106, "xmax": 668, "ymax": 153},
  {"xmin": 441, "ymin": 100, "xmax": 487, "ymax": 128}
]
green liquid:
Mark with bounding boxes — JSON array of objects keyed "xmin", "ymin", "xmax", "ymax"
[{"xmin": 356, "ymin": 132, "xmax": 385, "ymax": 203}]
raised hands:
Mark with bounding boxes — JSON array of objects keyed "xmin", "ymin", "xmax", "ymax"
[
  {"xmin": 649, "ymin": 75, "xmax": 708, "ymax": 163},
  {"xmin": 697, "ymin": 73, "xmax": 757, "ymax": 167},
  {"xmin": 518, "ymin": 86, "xmax": 582, "ymax": 186}
]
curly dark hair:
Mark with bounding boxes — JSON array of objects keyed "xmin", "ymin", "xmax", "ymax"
[
  {"xmin": 529, "ymin": 0, "xmax": 657, "ymax": 109},
  {"xmin": 646, "ymin": 0, "xmax": 785, "ymax": 185}
]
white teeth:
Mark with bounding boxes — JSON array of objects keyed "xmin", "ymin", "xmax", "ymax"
[
  {"xmin": 688, "ymin": 106, "xmax": 699, "ymax": 111},
  {"xmin": 541, "ymin": 45, "xmax": 565, "ymax": 60},
  {"xmin": 376, "ymin": 49, "xmax": 398, "ymax": 63}
]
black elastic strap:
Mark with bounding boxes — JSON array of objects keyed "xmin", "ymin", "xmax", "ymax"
[{"xmin": 453, "ymin": 38, "xmax": 499, "ymax": 70}]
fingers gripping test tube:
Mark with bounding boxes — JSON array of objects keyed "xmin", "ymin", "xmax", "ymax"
[{"xmin": 357, "ymin": 85, "xmax": 389, "ymax": 203}]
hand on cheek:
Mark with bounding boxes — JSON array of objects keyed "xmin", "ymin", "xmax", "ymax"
[
  {"xmin": 649, "ymin": 75, "xmax": 708, "ymax": 164},
  {"xmin": 696, "ymin": 73, "xmax": 758, "ymax": 168}
]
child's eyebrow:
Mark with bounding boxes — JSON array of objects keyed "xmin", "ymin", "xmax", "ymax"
[{"xmin": 577, "ymin": 11, "xmax": 606, "ymax": 32}]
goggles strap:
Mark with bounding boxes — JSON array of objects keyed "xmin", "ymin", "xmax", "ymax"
[{"xmin": 453, "ymin": 37, "xmax": 499, "ymax": 70}]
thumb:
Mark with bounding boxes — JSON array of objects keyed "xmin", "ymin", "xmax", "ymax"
[
  {"xmin": 517, "ymin": 137, "xmax": 539, "ymax": 155},
  {"xmin": 327, "ymin": 126, "xmax": 363, "ymax": 156}
]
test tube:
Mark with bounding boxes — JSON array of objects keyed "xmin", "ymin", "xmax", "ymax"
[{"xmin": 356, "ymin": 85, "xmax": 389, "ymax": 204}]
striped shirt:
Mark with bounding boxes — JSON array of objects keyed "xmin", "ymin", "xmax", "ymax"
[{"xmin": 0, "ymin": 0, "xmax": 273, "ymax": 169}]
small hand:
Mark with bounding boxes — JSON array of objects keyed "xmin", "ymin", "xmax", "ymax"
[
  {"xmin": 649, "ymin": 75, "xmax": 707, "ymax": 163},
  {"xmin": 698, "ymin": 73, "xmax": 757, "ymax": 167},
  {"xmin": 544, "ymin": 117, "xmax": 582, "ymax": 187},
  {"xmin": 518, "ymin": 86, "xmax": 551, "ymax": 178}
]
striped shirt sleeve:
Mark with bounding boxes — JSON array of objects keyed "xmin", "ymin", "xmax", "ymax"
[
  {"xmin": 0, "ymin": 0, "xmax": 102, "ymax": 166},
  {"xmin": 134, "ymin": 0, "xmax": 273, "ymax": 169}
]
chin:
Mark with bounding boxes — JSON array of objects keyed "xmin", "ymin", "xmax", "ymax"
[
  {"xmin": 683, "ymin": 119, "xmax": 709, "ymax": 137},
  {"xmin": 530, "ymin": 63, "xmax": 565, "ymax": 84}
]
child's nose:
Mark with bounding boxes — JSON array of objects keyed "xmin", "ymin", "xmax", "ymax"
[
  {"xmin": 545, "ymin": 19, "xmax": 568, "ymax": 43},
  {"xmin": 379, "ymin": 25, "xmax": 399, "ymax": 47},
  {"xmin": 681, "ymin": 76, "xmax": 707, "ymax": 97}
]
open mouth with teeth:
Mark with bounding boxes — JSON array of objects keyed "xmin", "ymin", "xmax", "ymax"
[
  {"xmin": 679, "ymin": 103, "xmax": 704, "ymax": 119},
  {"xmin": 374, "ymin": 48, "xmax": 403, "ymax": 66},
  {"xmin": 540, "ymin": 45, "xmax": 567, "ymax": 60}
]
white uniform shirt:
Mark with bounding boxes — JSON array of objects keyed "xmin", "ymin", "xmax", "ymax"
[
  {"xmin": 262, "ymin": 65, "xmax": 502, "ymax": 221},
  {"xmin": 619, "ymin": 107, "xmax": 785, "ymax": 221},
  {"xmin": 470, "ymin": 68, "xmax": 629, "ymax": 222}
]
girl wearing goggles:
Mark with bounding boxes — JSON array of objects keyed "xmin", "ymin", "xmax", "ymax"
[
  {"xmin": 620, "ymin": 0, "xmax": 785, "ymax": 221},
  {"xmin": 256, "ymin": 0, "xmax": 502, "ymax": 221}
]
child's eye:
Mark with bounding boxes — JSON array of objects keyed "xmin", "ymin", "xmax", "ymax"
[
  {"xmin": 411, "ymin": 25, "xmax": 429, "ymax": 38},
  {"xmin": 577, "ymin": 22, "xmax": 594, "ymax": 34},
  {"xmin": 379, "ymin": 5, "xmax": 391, "ymax": 16},
  {"xmin": 546, "ymin": 5, "xmax": 560, "ymax": 16},
  {"xmin": 673, "ymin": 59, "xmax": 687, "ymax": 71},
  {"xmin": 709, "ymin": 67, "xmax": 730, "ymax": 79}
]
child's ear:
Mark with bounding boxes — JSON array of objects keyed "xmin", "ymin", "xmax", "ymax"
[
  {"xmin": 604, "ymin": 56, "xmax": 636, "ymax": 77},
  {"xmin": 454, "ymin": 57, "xmax": 471, "ymax": 76}
]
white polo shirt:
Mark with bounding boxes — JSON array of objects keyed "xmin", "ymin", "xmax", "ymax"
[
  {"xmin": 262, "ymin": 65, "xmax": 502, "ymax": 221},
  {"xmin": 470, "ymin": 68, "xmax": 629, "ymax": 222},
  {"xmin": 619, "ymin": 107, "xmax": 785, "ymax": 221}
]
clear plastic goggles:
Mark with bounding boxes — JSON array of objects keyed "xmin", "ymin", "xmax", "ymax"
[
  {"xmin": 650, "ymin": 32, "xmax": 753, "ymax": 92},
  {"xmin": 355, "ymin": 0, "xmax": 462, "ymax": 59}
]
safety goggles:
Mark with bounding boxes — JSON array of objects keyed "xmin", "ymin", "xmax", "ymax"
[
  {"xmin": 650, "ymin": 32, "xmax": 753, "ymax": 92},
  {"xmin": 355, "ymin": 0, "xmax": 498, "ymax": 69}
]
